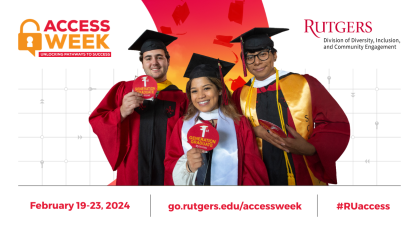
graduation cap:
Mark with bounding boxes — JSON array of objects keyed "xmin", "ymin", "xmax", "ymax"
[
  {"xmin": 184, "ymin": 53, "xmax": 235, "ymax": 105},
  {"xmin": 128, "ymin": 29, "xmax": 177, "ymax": 53},
  {"xmin": 230, "ymin": 27, "xmax": 288, "ymax": 77}
]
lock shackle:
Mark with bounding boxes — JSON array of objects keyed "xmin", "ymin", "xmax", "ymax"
[{"xmin": 20, "ymin": 19, "xmax": 40, "ymax": 33}]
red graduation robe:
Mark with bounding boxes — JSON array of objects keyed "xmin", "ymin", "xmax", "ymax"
[
  {"xmin": 89, "ymin": 80, "xmax": 188, "ymax": 185},
  {"xmin": 164, "ymin": 116, "xmax": 270, "ymax": 185},
  {"xmin": 232, "ymin": 74, "xmax": 350, "ymax": 185}
]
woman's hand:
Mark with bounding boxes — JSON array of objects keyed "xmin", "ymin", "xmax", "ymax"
[{"xmin": 186, "ymin": 148, "xmax": 204, "ymax": 172}]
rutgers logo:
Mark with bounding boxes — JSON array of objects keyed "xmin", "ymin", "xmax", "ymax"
[
  {"xmin": 164, "ymin": 102, "xmax": 176, "ymax": 118},
  {"xmin": 166, "ymin": 106, "xmax": 174, "ymax": 115},
  {"xmin": 139, "ymin": 104, "xmax": 146, "ymax": 110},
  {"xmin": 304, "ymin": 19, "xmax": 372, "ymax": 38}
]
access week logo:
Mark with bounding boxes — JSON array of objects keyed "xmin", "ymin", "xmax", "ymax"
[{"xmin": 18, "ymin": 19, "xmax": 111, "ymax": 57}]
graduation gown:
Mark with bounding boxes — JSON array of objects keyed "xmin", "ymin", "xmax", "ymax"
[
  {"xmin": 232, "ymin": 73, "xmax": 350, "ymax": 185},
  {"xmin": 89, "ymin": 80, "xmax": 188, "ymax": 185},
  {"xmin": 164, "ymin": 116, "xmax": 270, "ymax": 185}
]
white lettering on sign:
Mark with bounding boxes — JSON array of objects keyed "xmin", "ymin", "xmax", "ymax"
[
  {"xmin": 142, "ymin": 77, "xmax": 147, "ymax": 87},
  {"xmin": 200, "ymin": 126, "xmax": 208, "ymax": 137}
]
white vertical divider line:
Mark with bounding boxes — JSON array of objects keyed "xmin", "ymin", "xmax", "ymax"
[
  {"xmin": 41, "ymin": 69, "xmax": 44, "ymax": 185},
  {"xmin": 89, "ymin": 69, "xmax": 92, "ymax": 185},
  {"xmin": 375, "ymin": 70, "xmax": 379, "ymax": 184},
  {"xmin": 65, "ymin": 69, "xmax": 67, "ymax": 185},
  {"xmin": 352, "ymin": 69, "xmax": 354, "ymax": 185}
]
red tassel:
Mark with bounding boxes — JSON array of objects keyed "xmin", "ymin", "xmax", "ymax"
[
  {"xmin": 240, "ymin": 37, "xmax": 247, "ymax": 77},
  {"xmin": 218, "ymin": 59, "xmax": 228, "ymax": 106}
]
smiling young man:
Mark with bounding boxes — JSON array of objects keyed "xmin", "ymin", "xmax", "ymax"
[
  {"xmin": 89, "ymin": 30, "xmax": 188, "ymax": 185},
  {"xmin": 231, "ymin": 28, "xmax": 350, "ymax": 185}
]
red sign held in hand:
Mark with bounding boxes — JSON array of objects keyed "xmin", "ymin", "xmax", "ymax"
[
  {"xmin": 133, "ymin": 75, "xmax": 158, "ymax": 99},
  {"xmin": 258, "ymin": 119, "xmax": 287, "ymax": 138},
  {"xmin": 187, "ymin": 123, "xmax": 219, "ymax": 151}
]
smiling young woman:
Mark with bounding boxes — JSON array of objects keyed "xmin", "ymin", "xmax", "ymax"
[
  {"xmin": 164, "ymin": 53, "xmax": 269, "ymax": 186},
  {"xmin": 184, "ymin": 76, "xmax": 240, "ymax": 122}
]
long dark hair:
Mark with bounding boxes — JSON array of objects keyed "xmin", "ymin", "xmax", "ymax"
[{"xmin": 184, "ymin": 76, "xmax": 241, "ymax": 122}]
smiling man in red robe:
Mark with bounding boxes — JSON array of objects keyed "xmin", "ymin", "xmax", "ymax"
[
  {"xmin": 89, "ymin": 30, "xmax": 188, "ymax": 185},
  {"xmin": 231, "ymin": 28, "xmax": 350, "ymax": 185}
]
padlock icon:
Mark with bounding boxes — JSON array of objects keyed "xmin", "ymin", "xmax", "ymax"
[{"xmin": 18, "ymin": 19, "xmax": 42, "ymax": 56}]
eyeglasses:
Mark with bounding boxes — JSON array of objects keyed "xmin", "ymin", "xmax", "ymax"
[{"xmin": 245, "ymin": 50, "xmax": 271, "ymax": 65}]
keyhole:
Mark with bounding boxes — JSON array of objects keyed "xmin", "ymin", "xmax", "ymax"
[{"xmin": 27, "ymin": 36, "xmax": 33, "ymax": 47}]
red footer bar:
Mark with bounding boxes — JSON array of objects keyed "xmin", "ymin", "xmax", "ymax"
[{"xmin": 39, "ymin": 52, "xmax": 111, "ymax": 57}]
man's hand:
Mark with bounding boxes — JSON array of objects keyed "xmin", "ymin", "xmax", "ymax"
[
  {"xmin": 253, "ymin": 124, "xmax": 316, "ymax": 156},
  {"xmin": 186, "ymin": 148, "xmax": 204, "ymax": 173},
  {"xmin": 120, "ymin": 92, "xmax": 144, "ymax": 121},
  {"xmin": 253, "ymin": 125, "xmax": 289, "ymax": 152}
]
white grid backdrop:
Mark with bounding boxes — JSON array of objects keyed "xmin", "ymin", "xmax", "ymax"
[{"xmin": 18, "ymin": 68, "xmax": 401, "ymax": 186}]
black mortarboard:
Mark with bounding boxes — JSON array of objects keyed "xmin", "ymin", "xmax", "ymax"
[
  {"xmin": 231, "ymin": 27, "xmax": 288, "ymax": 50},
  {"xmin": 230, "ymin": 27, "xmax": 288, "ymax": 76},
  {"xmin": 184, "ymin": 53, "xmax": 235, "ymax": 80},
  {"xmin": 128, "ymin": 30, "xmax": 177, "ymax": 52},
  {"xmin": 184, "ymin": 53, "xmax": 235, "ymax": 105}
]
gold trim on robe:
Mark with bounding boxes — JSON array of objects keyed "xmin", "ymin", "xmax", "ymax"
[
  {"xmin": 157, "ymin": 79, "xmax": 173, "ymax": 91},
  {"xmin": 279, "ymin": 74, "xmax": 326, "ymax": 186},
  {"xmin": 239, "ymin": 85, "xmax": 263, "ymax": 158}
]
